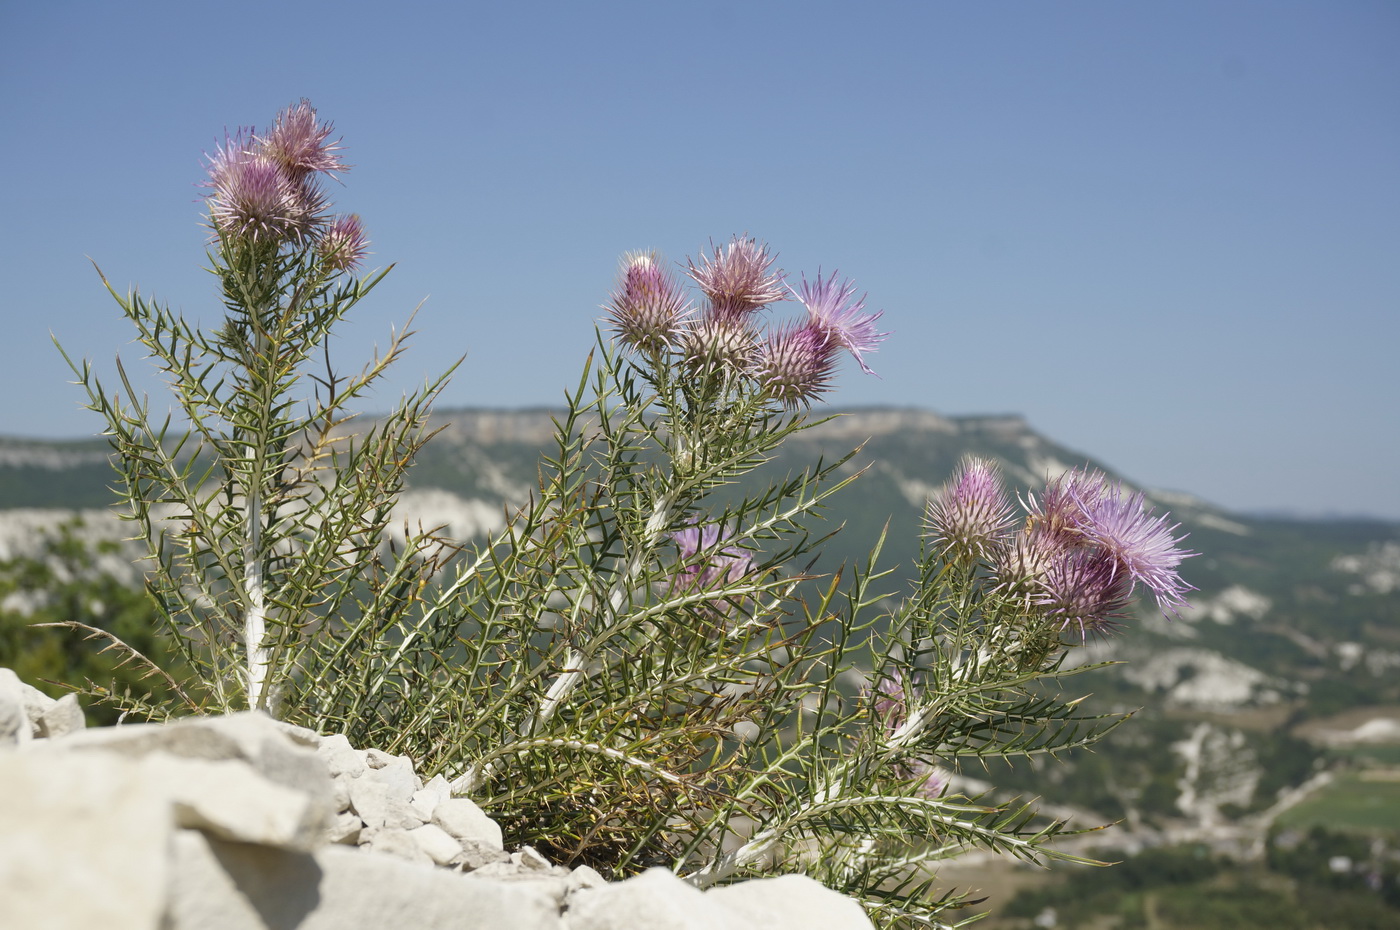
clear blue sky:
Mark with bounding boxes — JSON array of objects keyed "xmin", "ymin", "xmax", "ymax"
[{"xmin": 2, "ymin": 1, "xmax": 1396, "ymax": 519}]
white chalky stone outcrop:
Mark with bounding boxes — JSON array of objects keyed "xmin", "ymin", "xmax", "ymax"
[
  {"xmin": 54, "ymin": 711, "xmax": 331, "ymax": 802},
  {"xmin": 0, "ymin": 751, "xmax": 173, "ymax": 930},
  {"xmin": 0, "ymin": 669, "xmax": 877, "ymax": 930},
  {"xmin": 564, "ymin": 868, "xmax": 760, "ymax": 930},
  {"xmin": 0, "ymin": 668, "xmax": 32, "ymax": 747},
  {"xmin": 166, "ymin": 830, "xmax": 566, "ymax": 930},
  {"xmin": 0, "ymin": 687, "xmax": 23, "ymax": 747},
  {"xmin": 152, "ymin": 755, "xmax": 330, "ymax": 851},
  {"xmin": 38, "ymin": 691, "xmax": 87, "ymax": 738},
  {"xmin": 706, "ymin": 874, "xmax": 875, "ymax": 930},
  {"xmin": 432, "ymin": 796, "xmax": 505, "ymax": 848}
]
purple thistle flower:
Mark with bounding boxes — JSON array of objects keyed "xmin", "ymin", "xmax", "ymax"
[
  {"xmin": 318, "ymin": 214, "xmax": 370, "ymax": 273},
  {"xmin": 789, "ymin": 271, "xmax": 888, "ymax": 376},
  {"xmin": 863, "ymin": 673, "xmax": 947, "ymax": 797},
  {"xmin": 752, "ymin": 321, "xmax": 840, "ymax": 408},
  {"xmin": 925, "ymin": 457, "xmax": 1016, "ymax": 563},
  {"xmin": 669, "ymin": 522, "xmax": 753, "ymax": 590},
  {"xmin": 685, "ymin": 237, "xmax": 786, "ymax": 318},
  {"xmin": 259, "ymin": 100, "xmax": 347, "ymax": 180},
  {"xmin": 868, "ymin": 672, "xmax": 913, "ymax": 733},
  {"xmin": 605, "ymin": 252, "xmax": 690, "ymax": 354},
  {"xmin": 1034, "ymin": 547, "xmax": 1134, "ymax": 638},
  {"xmin": 1016, "ymin": 466, "xmax": 1196, "ymax": 622},
  {"xmin": 907, "ymin": 759, "xmax": 950, "ymax": 800},
  {"xmin": 1070, "ymin": 482, "xmax": 1197, "ymax": 615},
  {"xmin": 1024, "ymin": 468, "xmax": 1109, "ymax": 545},
  {"xmin": 205, "ymin": 130, "xmax": 319, "ymax": 244}
]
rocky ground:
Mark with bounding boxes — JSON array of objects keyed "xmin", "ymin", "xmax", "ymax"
[{"xmin": 0, "ymin": 668, "xmax": 874, "ymax": 930}]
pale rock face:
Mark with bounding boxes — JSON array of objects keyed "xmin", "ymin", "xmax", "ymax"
[
  {"xmin": 708, "ymin": 874, "xmax": 876, "ymax": 930},
  {"xmin": 0, "ymin": 667, "xmax": 876, "ymax": 930},
  {"xmin": 433, "ymin": 796, "xmax": 506, "ymax": 849},
  {"xmin": 567, "ymin": 868, "xmax": 744, "ymax": 930},
  {"xmin": 0, "ymin": 751, "xmax": 174, "ymax": 930},
  {"xmin": 1333, "ymin": 541, "xmax": 1400, "ymax": 595}
]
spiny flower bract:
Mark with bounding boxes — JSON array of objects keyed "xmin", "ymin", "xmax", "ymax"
[
  {"xmin": 318, "ymin": 214, "xmax": 370, "ymax": 273},
  {"xmin": 606, "ymin": 251, "xmax": 689, "ymax": 354},
  {"xmin": 753, "ymin": 321, "xmax": 840, "ymax": 408},
  {"xmin": 925, "ymin": 457, "xmax": 1016, "ymax": 563},
  {"xmin": 1034, "ymin": 546, "xmax": 1134, "ymax": 638},
  {"xmin": 681, "ymin": 315, "xmax": 758, "ymax": 376}
]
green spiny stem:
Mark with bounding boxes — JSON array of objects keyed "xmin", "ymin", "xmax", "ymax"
[{"xmin": 451, "ymin": 491, "xmax": 678, "ymax": 796}]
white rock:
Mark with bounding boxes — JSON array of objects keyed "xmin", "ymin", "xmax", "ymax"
[
  {"xmin": 0, "ymin": 686, "xmax": 24, "ymax": 747},
  {"xmin": 167, "ymin": 831, "xmax": 566, "ymax": 929},
  {"xmin": 56, "ymin": 711, "xmax": 332, "ymax": 803},
  {"xmin": 325, "ymin": 810, "xmax": 365, "ymax": 845},
  {"xmin": 137, "ymin": 754, "xmax": 329, "ymax": 851},
  {"xmin": 565, "ymin": 867, "xmax": 758, "ymax": 930},
  {"xmin": 707, "ymin": 874, "xmax": 874, "ymax": 930},
  {"xmin": 517, "ymin": 845, "xmax": 554, "ymax": 871},
  {"xmin": 432, "ymin": 797, "xmax": 503, "ymax": 849},
  {"xmin": 331, "ymin": 773, "xmax": 353, "ymax": 812},
  {"xmin": 317, "ymin": 733, "xmax": 367, "ymax": 781},
  {"xmin": 567, "ymin": 864, "xmax": 607, "ymax": 894},
  {"xmin": 450, "ymin": 838, "xmax": 512, "ymax": 872},
  {"xmin": 369, "ymin": 752, "xmax": 421, "ymax": 799},
  {"xmin": 0, "ymin": 667, "xmax": 56, "ymax": 732},
  {"xmin": 350, "ymin": 777, "xmax": 425, "ymax": 830},
  {"xmin": 0, "ymin": 751, "xmax": 172, "ymax": 930},
  {"xmin": 408, "ymin": 822, "xmax": 466, "ymax": 866},
  {"xmin": 38, "ymin": 691, "xmax": 87, "ymax": 738},
  {"xmin": 410, "ymin": 773, "xmax": 451, "ymax": 820},
  {"xmin": 363, "ymin": 827, "xmax": 435, "ymax": 865}
]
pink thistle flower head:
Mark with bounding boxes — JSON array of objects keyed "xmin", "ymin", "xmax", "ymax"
[
  {"xmin": 790, "ymin": 270, "xmax": 888, "ymax": 376},
  {"xmin": 1018, "ymin": 466, "xmax": 1196, "ymax": 621},
  {"xmin": 669, "ymin": 522, "xmax": 753, "ymax": 590},
  {"xmin": 205, "ymin": 130, "xmax": 320, "ymax": 245},
  {"xmin": 1069, "ymin": 481, "xmax": 1197, "ymax": 615},
  {"xmin": 318, "ymin": 214, "xmax": 369, "ymax": 273},
  {"xmin": 1034, "ymin": 547, "xmax": 1134, "ymax": 639},
  {"xmin": 867, "ymin": 672, "xmax": 914, "ymax": 734},
  {"xmin": 605, "ymin": 251, "xmax": 690, "ymax": 354},
  {"xmin": 685, "ymin": 236, "xmax": 786, "ymax": 318},
  {"xmin": 925, "ymin": 457, "xmax": 1016, "ymax": 563},
  {"xmin": 752, "ymin": 321, "xmax": 840, "ymax": 408},
  {"xmin": 259, "ymin": 99, "xmax": 348, "ymax": 180},
  {"xmin": 992, "ymin": 522, "xmax": 1066, "ymax": 605},
  {"xmin": 908, "ymin": 760, "xmax": 949, "ymax": 800},
  {"xmin": 1024, "ymin": 468, "xmax": 1108, "ymax": 543}
]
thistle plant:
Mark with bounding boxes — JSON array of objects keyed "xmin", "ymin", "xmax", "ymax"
[
  {"xmin": 58, "ymin": 100, "xmax": 454, "ymax": 715},
  {"xmin": 60, "ymin": 104, "xmax": 1197, "ymax": 928}
]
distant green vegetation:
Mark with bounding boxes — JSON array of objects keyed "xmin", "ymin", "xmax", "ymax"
[
  {"xmin": 1275, "ymin": 773, "xmax": 1400, "ymax": 834},
  {"xmin": 996, "ymin": 837, "xmax": 1400, "ymax": 929},
  {"xmin": 0, "ymin": 517, "xmax": 183, "ymax": 724}
]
